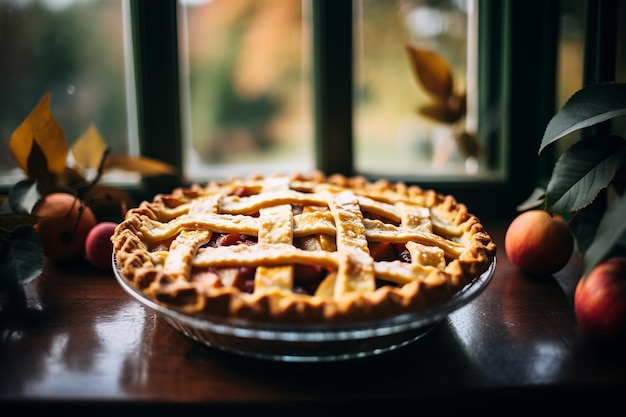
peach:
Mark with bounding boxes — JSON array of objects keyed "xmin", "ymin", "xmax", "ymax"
[
  {"xmin": 85, "ymin": 222, "xmax": 118, "ymax": 270},
  {"xmin": 504, "ymin": 209, "xmax": 574, "ymax": 275},
  {"xmin": 574, "ymin": 257, "xmax": 626, "ymax": 344},
  {"xmin": 33, "ymin": 193, "xmax": 97, "ymax": 261}
]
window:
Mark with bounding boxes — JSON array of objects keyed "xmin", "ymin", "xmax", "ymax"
[{"xmin": 1, "ymin": 0, "xmax": 623, "ymax": 218}]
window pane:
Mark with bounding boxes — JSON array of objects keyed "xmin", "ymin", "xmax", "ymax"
[
  {"xmin": 556, "ymin": 0, "xmax": 626, "ymax": 153},
  {"xmin": 354, "ymin": 0, "xmax": 491, "ymax": 179},
  {"xmin": 179, "ymin": 0, "xmax": 314, "ymax": 180},
  {"xmin": 0, "ymin": 0, "xmax": 134, "ymax": 187},
  {"xmin": 556, "ymin": 0, "xmax": 584, "ymax": 153}
]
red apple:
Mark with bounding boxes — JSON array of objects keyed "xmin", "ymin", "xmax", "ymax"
[
  {"xmin": 504, "ymin": 209, "xmax": 574, "ymax": 275},
  {"xmin": 85, "ymin": 222, "xmax": 118, "ymax": 270},
  {"xmin": 33, "ymin": 193, "xmax": 97, "ymax": 261},
  {"xmin": 574, "ymin": 257, "xmax": 626, "ymax": 343}
]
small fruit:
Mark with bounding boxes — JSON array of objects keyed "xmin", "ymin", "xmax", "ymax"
[
  {"xmin": 504, "ymin": 209, "xmax": 574, "ymax": 275},
  {"xmin": 33, "ymin": 193, "xmax": 97, "ymax": 261},
  {"xmin": 85, "ymin": 222, "xmax": 118, "ymax": 270},
  {"xmin": 574, "ymin": 257, "xmax": 626, "ymax": 343}
]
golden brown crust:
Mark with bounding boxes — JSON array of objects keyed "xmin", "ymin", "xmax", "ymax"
[{"xmin": 112, "ymin": 172, "xmax": 496, "ymax": 324}]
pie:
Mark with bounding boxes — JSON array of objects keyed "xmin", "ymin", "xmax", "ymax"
[{"xmin": 112, "ymin": 172, "xmax": 496, "ymax": 324}]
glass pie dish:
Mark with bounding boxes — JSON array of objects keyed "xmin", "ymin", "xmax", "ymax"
[{"xmin": 113, "ymin": 255, "xmax": 495, "ymax": 362}]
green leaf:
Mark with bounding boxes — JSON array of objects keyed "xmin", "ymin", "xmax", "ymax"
[
  {"xmin": 545, "ymin": 135, "xmax": 626, "ymax": 213},
  {"xmin": 8, "ymin": 180, "xmax": 42, "ymax": 215},
  {"xmin": 516, "ymin": 187, "xmax": 546, "ymax": 211},
  {"xmin": 0, "ymin": 225, "xmax": 44, "ymax": 290},
  {"xmin": 583, "ymin": 191, "xmax": 626, "ymax": 277},
  {"xmin": 539, "ymin": 82, "xmax": 626, "ymax": 154}
]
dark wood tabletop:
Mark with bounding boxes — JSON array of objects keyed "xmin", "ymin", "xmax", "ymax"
[{"xmin": 1, "ymin": 218, "xmax": 625, "ymax": 414}]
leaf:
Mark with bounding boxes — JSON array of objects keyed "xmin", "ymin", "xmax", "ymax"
[
  {"xmin": 583, "ymin": 191, "xmax": 626, "ymax": 277},
  {"xmin": 418, "ymin": 97, "xmax": 466, "ymax": 124},
  {"xmin": 516, "ymin": 187, "xmax": 546, "ymax": 211},
  {"xmin": 71, "ymin": 124, "xmax": 109, "ymax": 172},
  {"xmin": 104, "ymin": 155, "xmax": 176, "ymax": 177},
  {"xmin": 55, "ymin": 166, "xmax": 90, "ymax": 193},
  {"xmin": 26, "ymin": 140, "xmax": 57, "ymax": 194},
  {"xmin": 454, "ymin": 130, "xmax": 482, "ymax": 158},
  {"xmin": 570, "ymin": 197, "xmax": 605, "ymax": 254},
  {"xmin": 9, "ymin": 92, "xmax": 68, "ymax": 175},
  {"xmin": 8, "ymin": 180, "xmax": 41, "ymax": 215},
  {"xmin": 545, "ymin": 135, "xmax": 626, "ymax": 213},
  {"xmin": 539, "ymin": 82, "xmax": 626, "ymax": 154},
  {"xmin": 26, "ymin": 138, "xmax": 49, "ymax": 180},
  {"xmin": 0, "ymin": 225, "xmax": 44, "ymax": 290},
  {"xmin": 405, "ymin": 44, "xmax": 454, "ymax": 104}
]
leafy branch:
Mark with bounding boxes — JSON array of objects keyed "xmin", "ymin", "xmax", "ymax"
[
  {"xmin": 404, "ymin": 44, "xmax": 481, "ymax": 160},
  {"xmin": 532, "ymin": 82, "xmax": 626, "ymax": 277},
  {"xmin": 1, "ymin": 92, "xmax": 176, "ymax": 302}
]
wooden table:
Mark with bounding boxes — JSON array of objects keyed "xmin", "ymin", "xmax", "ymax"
[{"xmin": 1, "ymin": 218, "xmax": 624, "ymax": 413}]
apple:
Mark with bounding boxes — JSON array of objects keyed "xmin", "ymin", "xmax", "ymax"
[
  {"xmin": 574, "ymin": 257, "xmax": 626, "ymax": 343},
  {"xmin": 33, "ymin": 193, "xmax": 97, "ymax": 261},
  {"xmin": 85, "ymin": 222, "xmax": 118, "ymax": 270},
  {"xmin": 504, "ymin": 209, "xmax": 574, "ymax": 275}
]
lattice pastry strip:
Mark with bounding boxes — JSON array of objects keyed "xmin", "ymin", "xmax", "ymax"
[
  {"xmin": 254, "ymin": 178, "xmax": 295, "ymax": 292},
  {"xmin": 325, "ymin": 190, "xmax": 376, "ymax": 296}
]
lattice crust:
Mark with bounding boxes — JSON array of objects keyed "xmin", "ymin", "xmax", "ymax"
[{"xmin": 112, "ymin": 172, "xmax": 496, "ymax": 323}]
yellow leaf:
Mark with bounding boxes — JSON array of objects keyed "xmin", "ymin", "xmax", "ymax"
[
  {"xmin": 104, "ymin": 155, "xmax": 176, "ymax": 177},
  {"xmin": 9, "ymin": 92, "xmax": 68, "ymax": 176},
  {"xmin": 71, "ymin": 124, "xmax": 108, "ymax": 171},
  {"xmin": 405, "ymin": 45, "xmax": 454, "ymax": 104}
]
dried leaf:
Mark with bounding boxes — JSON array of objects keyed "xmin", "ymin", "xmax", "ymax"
[
  {"xmin": 405, "ymin": 44, "xmax": 454, "ymax": 104},
  {"xmin": 55, "ymin": 166, "xmax": 90, "ymax": 194},
  {"xmin": 418, "ymin": 103, "xmax": 463, "ymax": 125},
  {"xmin": 25, "ymin": 140, "xmax": 54, "ymax": 189},
  {"xmin": 9, "ymin": 92, "xmax": 68, "ymax": 176},
  {"xmin": 71, "ymin": 124, "xmax": 109, "ymax": 172},
  {"xmin": 104, "ymin": 155, "xmax": 176, "ymax": 177},
  {"xmin": 454, "ymin": 130, "xmax": 482, "ymax": 159}
]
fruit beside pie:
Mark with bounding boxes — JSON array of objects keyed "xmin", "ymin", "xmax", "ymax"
[{"xmin": 112, "ymin": 172, "xmax": 496, "ymax": 324}]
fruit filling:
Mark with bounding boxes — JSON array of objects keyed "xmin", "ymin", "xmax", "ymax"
[{"xmin": 183, "ymin": 228, "xmax": 417, "ymax": 296}]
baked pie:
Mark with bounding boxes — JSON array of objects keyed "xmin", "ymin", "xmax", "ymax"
[{"xmin": 112, "ymin": 172, "xmax": 496, "ymax": 324}]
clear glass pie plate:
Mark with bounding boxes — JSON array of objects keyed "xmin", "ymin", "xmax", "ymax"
[{"xmin": 113, "ymin": 256, "xmax": 495, "ymax": 362}]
